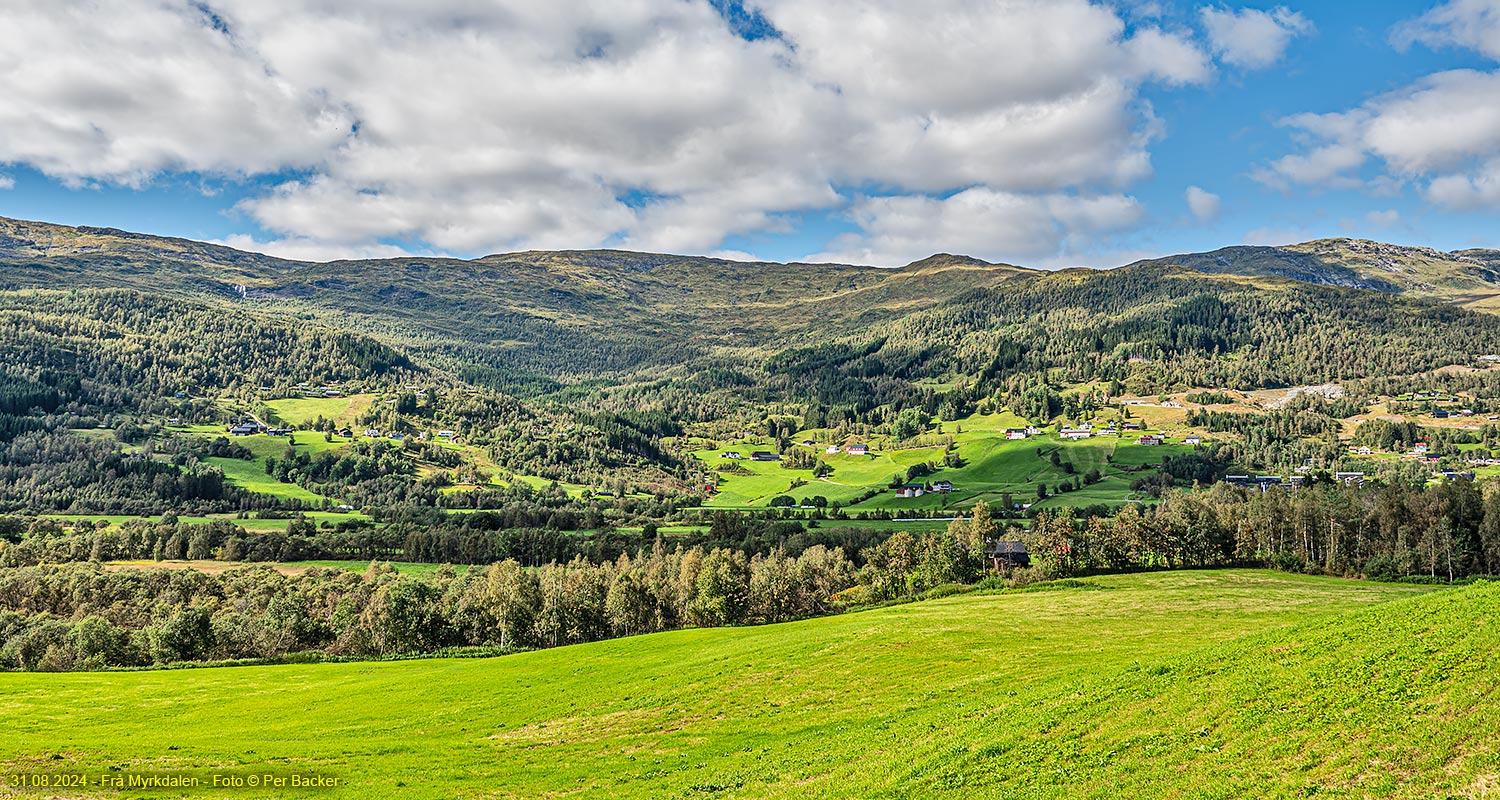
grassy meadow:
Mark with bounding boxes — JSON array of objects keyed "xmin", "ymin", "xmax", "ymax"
[
  {"xmin": 3, "ymin": 571, "xmax": 1491, "ymax": 798},
  {"xmin": 197, "ymin": 431, "xmax": 353, "ymax": 505},
  {"xmin": 696, "ymin": 409, "xmax": 1198, "ymax": 511},
  {"xmin": 263, "ymin": 394, "xmax": 376, "ymax": 428}
]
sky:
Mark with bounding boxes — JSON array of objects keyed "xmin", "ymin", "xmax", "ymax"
[{"xmin": 1, "ymin": 0, "xmax": 1499, "ymax": 267}]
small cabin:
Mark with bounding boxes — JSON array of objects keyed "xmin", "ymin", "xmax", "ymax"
[
  {"xmin": 750, "ymin": 451, "xmax": 782, "ymax": 462},
  {"xmin": 847, "ymin": 444, "xmax": 869, "ymax": 455},
  {"xmin": 986, "ymin": 541, "xmax": 1031, "ymax": 572}
]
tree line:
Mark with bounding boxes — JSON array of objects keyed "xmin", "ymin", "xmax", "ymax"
[{"xmin": 0, "ymin": 544, "xmax": 859, "ymax": 672}]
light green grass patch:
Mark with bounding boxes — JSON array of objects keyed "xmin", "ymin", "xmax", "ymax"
[
  {"xmin": 0, "ymin": 571, "xmax": 1468, "ymax": 799},
  {"xmin": 263, "ymin": 394, "xmax": 376, "ymax": 427}
]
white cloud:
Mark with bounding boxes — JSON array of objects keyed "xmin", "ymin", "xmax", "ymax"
[
  {"xmin": 1364, "ymin": 209, "xmax": 1401, "ymax": 227},
  {"xmin": 808, "ymin": 188, "xmax": 1142, "ymax": 266},
  {"xmin": 1257, "ymin": 4, "xmax": 1500, "ymax": 213},
  {"xmin": 1256, "ymin": 69, "xmax": 1500, "ymax": 208},
  {"xmin": 1184, "ymin": 185, "xmax": 1221, "ymax": 221},
  {"xmin": 707, "ymin": 249, "xmax": 763, "ymax": 262},
  {"xmin": 210, "ymin": 234, "xmax": 412, "ymax": 263},
  {"xmin": 1425, "ymin": 158, "xmax": 1500, "ymax": 209},
  {"xmin": 1200, "ymin": 5, "xmax": 1312, "ymax": 69},
  {"xmin": 0, "ymin": 2, "xmax": 350, "ymax": 186},
  {"xmin": 0, "ymin": 0, "xmax": 1210, "ymax": 262},
  {"xmin": 0, "ymin": 175, "xmax": 13, "ymax": 190},
  {"xmin": 1393, "ymin": 0, "xmax": 1500, "ymax": 60},
  {"xmin": 1126, "ymin": 27, "xmax": 1214, "ymax": 86}
]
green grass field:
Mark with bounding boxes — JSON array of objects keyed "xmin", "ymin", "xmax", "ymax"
[
  {"xmin": 194, "ymin": 432, "xmax": 354, "ymax": 505},
  {"xmin": 4, "ymin": 571, "xmax": 1491, "ymax": 798},
  {"xmin": 263, "ymin": 394, "xmax": 376, "ymax": 428},
  {"xmin": 698, "ymin": 425, "xmax": 1188, "ymax": 512},
  {"xmin": 203, "ymin": 455, "xmax": 333, "ymax": 504}
]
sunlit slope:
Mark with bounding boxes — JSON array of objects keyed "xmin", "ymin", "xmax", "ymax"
[
  {"xmin": 0, "ymin": 216, "xmax": 1035, "ymax": 383},
  {"xmin": 1131, "ymin": 237, "xmax": 1500, "ymax": 309},
  {"xmin": 4, "ymin": 571, "xmax": 1488, "ymax": 798}
]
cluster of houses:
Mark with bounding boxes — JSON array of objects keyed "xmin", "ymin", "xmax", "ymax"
[
  {"xmin": 720, "ymin": 443, "xmax": 871, "ymax": 460},
  {"xmin": 227, "ymin": 421, "xmax": 450, "ymax": 445},
  {"xmin": 1223, "ymin": 469, "xmax": 1475, "ymax": 492},
  {"xmin": 228, "ymin": 420, "xmax": 298, "ymax": 441},
  {"xmin": 895, "ymin": 480, "xmax": 954, "ymax": 498},
  {"xmin": 1222, "ymin": 474, "xmax": 1309, "ymax": 493},
  {"xmin": 718, "ymin": 450, "xmax": 783, "ymax": 461},
  {"xmin": 256, "ymin": 382, "xmax": 347, "ymax": 399}
]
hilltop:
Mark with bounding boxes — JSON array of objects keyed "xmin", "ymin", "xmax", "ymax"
[
  {"xmin": 0, "ymin": 215, "xmax": 1035, "ymax": 386},
  {"xmin": 1128, "ymin": 237, "xmax": 1500, "ymax": 310},
  {"xmin": 5, "ymin": 571, "xmax": 1492, "ymax": 798}
]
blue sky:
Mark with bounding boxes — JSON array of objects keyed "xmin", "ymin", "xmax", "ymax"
[{"xmin": 2, "ymin": 0, "xmax": 1499, "ymax": 266}]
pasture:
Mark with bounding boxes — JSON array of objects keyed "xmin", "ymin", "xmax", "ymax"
[
  {"xmin": 263, "ymin": 394, "xmax": 376, "ymax": 428},
  {"xmin": 696, "ymin": 410, "xmax": 1196, "ymax": 511},
  {"xmin": 1, "ymin": 571, "xmax": 1487, "ymax": 798}
]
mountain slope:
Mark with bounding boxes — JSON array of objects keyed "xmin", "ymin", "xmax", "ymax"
[
  {"xmin": 0, "ymin": 216, "xmax": 1036, "ymax": 386},
  {"xmin": 7, "ymin": 215, "xmax": 1500, "ymax": 400},
  {"xmin": 3, "ymin": 571, "xmax": 1484, "ymax": 798},
  {"xmin": 1128, "ymin": 238, "xmax": 1500, "ymax": 309}
]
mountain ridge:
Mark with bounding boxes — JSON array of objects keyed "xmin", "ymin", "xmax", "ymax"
[
  {"xmin": 1126, "ymin": 237, "xmax": 1500, "ymax": 309},
  {"xmin": 6, "ymin": 214, "xmax": 1500, "ymax": 391}
]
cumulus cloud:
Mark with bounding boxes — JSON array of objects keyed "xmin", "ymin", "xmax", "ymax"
[
  {"xmin": 1200, "ymin": 5, "xmax": 1312, "ymax": 69},
  {"xmin": 1425, "ymin": 158, "xmax": 1500, "ymax": 209},
  {"xmin": 1255, "ymin": 69, "xmax": 1500, "ymax": 208},
  {"xmin": 0, "ymin": 175, "xmax": 13, "ymax": 190},
  {"xmin": 1364, "ymin": 209, "xmax": 1401, "ymax": 227},
  {"xmin": 0, "ymin": 0, "xmax": 1212, "ymax": 263},
  {"xmin": 1184, "ymin": 185, "xmax": 1220, "ymax": 221},
  {"xmin": 809, "ymin": 188, "xmax": 1143, "ymax": 266},
  {"xmin": 0, "ymin": 2, "xmax": 350, "ymax": 187},
  {"xmin": 1393, "ymin": 0, "xmax": 1500, "ymax": 60},
  {"xmin": 209, "ymin": 234, "xmax": 412, "ymax": 263},
  {"xmin": 706, "ymin": 249, "xmax": 764, "ymax": 263},
  {"xmin": 1255, "ymin": 3, "xmax": 1500, "ymax": 214}
]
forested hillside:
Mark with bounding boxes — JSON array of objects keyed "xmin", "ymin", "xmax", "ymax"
[
  {"xmin": 1129, "ymin": 237, "xmax": 1500, "ymax": 310},
  {"xmin": 6, "ymin": 215, "xmax": 1500, "ymax": 627}
]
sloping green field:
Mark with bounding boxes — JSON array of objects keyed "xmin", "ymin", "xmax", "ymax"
[
  {"xmin": 695, "ymin": 431, "xmax": 1187, "ymax": 510},
  {"xmin": 3, "ymin": 571, "xmax": 1494, "ymax": 798}
]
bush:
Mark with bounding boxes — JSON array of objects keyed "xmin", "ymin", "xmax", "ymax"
[
  {"xmin": 1363, "ymin": 553, "xmax": 1400, "ymax": 580},
  {"xmin": 1267, "ymin": 551, "xmax": 1309, "ymax": 574}
]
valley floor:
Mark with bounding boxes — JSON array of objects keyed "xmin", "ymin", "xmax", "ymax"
[{"xmin": 1, "ymin": 571, "xmax": 1493, "ymax": 798}]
